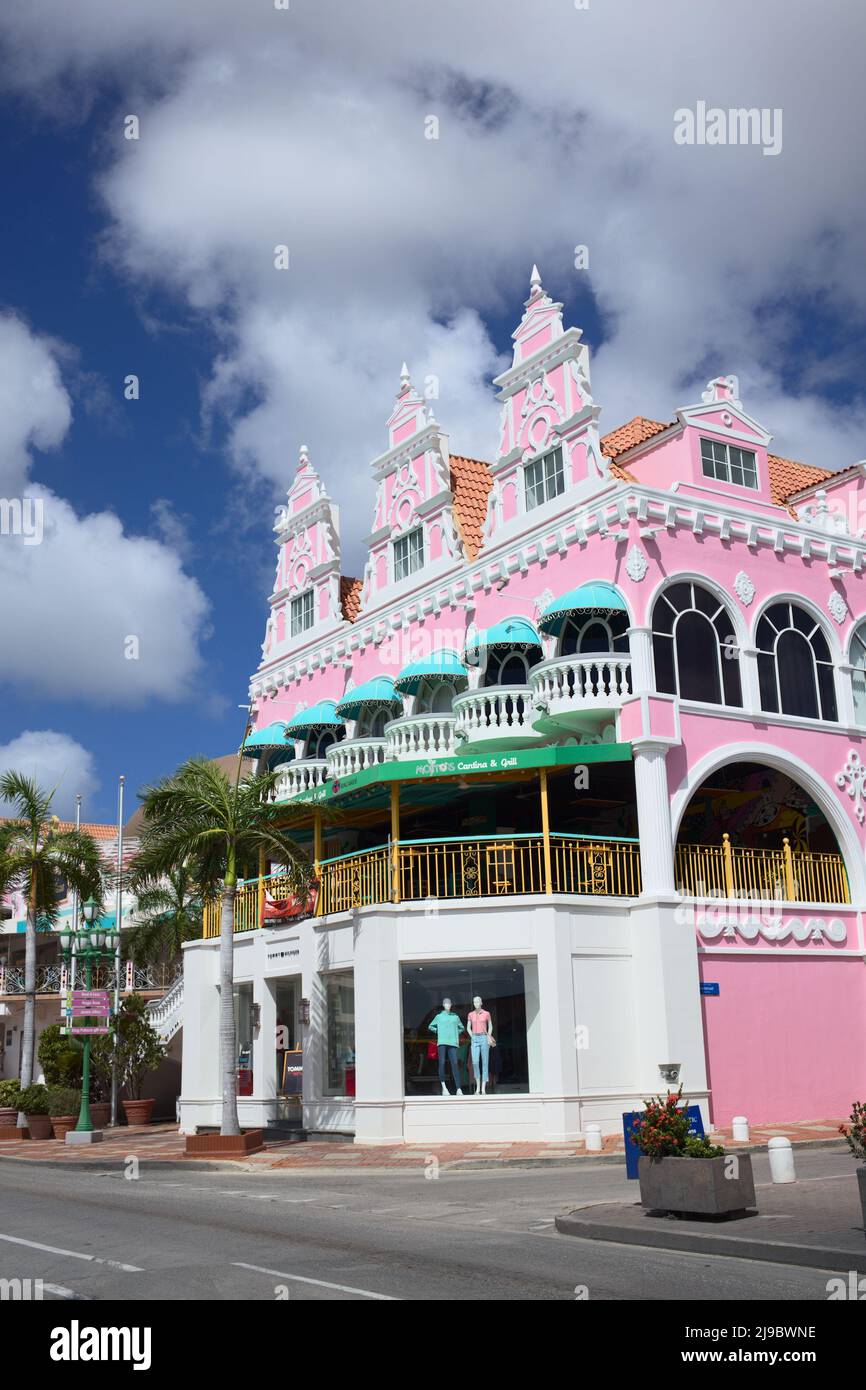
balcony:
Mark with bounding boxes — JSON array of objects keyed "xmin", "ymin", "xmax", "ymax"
[
  {"xmin": 326, "ymin": 737, "xmax": 388, "ymax": 781},
  {"xmin": 271, "ymin": 759, "xmax": 327, "ymax": 801},
  {"xmin": 386, "ymin": 712, "xmax": 458, "ymax": 761},
  {"xmin": 452, "ymin": 686, "xmax": 542, "ymax": 750},
  {"xmin": 0, "ymin": 963, "xmax": 181, "ymax": 997},
  {"xmin": 530, "ymin": 654, "xmax": 632, "ymax": 736},
  {"xmin": 676, "ymin": 836, "xmax": 850, "ymax": 904}
]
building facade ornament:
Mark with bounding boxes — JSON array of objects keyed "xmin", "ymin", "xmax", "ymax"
[
  {"xmin": 836, "ymin": 749, "xmax": 866, "ymax": 825},
  {"xmin": 625, "ymin": 544, "xmax": 648, "ymax": 582},
  {"xmin": 828, "ymin": 589, "xmax": 848, "ymax": 625},
  {"xmin": 733, "ymin": 570, "xmax": 755, "ymax": 606}
]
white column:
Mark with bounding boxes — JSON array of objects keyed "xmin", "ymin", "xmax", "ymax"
[
  {"xmin": 352, "ymin": 910, "xmax": 405, "ymax": 1144},
  {"xmin": 837, "ymin": 661, "xmax": 856, "ymax": 727},
  {"xmin": 534, "ymin": 905, "xmax": 581, "ymax": 1140},
  {"xmin": 250, "ymin": 974, "xmax": 277, "ymax": 1125},
  {"xmin": 178, "ymin": 942, "xmax": 220, "ymax": 1133},
  {"xmin": 633, "ymin": 739, "xmax": 677, "ymax": 896},
  {"xmin": 626, "ymin": 625, "xmax": 654, "ymax": 693},
  {"xmin": 738, "ymin": 644, "xmax": 762, "ymax": 714}
]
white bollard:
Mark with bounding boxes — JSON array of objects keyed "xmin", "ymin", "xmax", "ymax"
[
  {"xmin": 768, "ymin": 1135, "xmax": 796, "ymax": 1183},
  {"xmin": 732, "ymin": 1115, "xmax": 750, "ymax": 1142},
  {"xmin": 584, "ymin": 1123, "xmax": 603, "ymax": 1152}
]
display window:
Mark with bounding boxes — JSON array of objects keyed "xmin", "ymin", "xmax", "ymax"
[
  {"xmin": 401, "ymin": 958, "xmax": 536, "ymax": 1097},
  {"xmin": 324, "ymin": 971, "xmax": 355, "ymax": 1097}
]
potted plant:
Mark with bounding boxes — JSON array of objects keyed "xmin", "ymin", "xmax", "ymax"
[
  {"xmin": 115, "ymin": 994, "xmax": 167, "ymax": 1125},
  {"xmin": 17, "ymin": 1084, "xmax": 53, "ymax": 1140},
  {"xmin": 37, "ymin": 1024, "xmax": 83, "ymax": 1087},
  {"xmin": 0, "ymin": 1080, "xmax": 21, "ymax": 1129},
  {"xmin": 632, "ymin": 1087, "xmax": 757, "ymax": 1218},
  {"xmin": 839, "ymin": 1100, "xmax": 866, "ymax": 1236},
  {"xmin": 47, "ymin": 1086, "xmax": 82, "ymax": 1140}
]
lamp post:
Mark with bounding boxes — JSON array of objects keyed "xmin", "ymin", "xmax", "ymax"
[{"xmin": 58, "ymin": 897, "xmax": 120, "ymax": 1140}]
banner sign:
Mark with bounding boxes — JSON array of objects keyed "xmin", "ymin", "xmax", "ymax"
[{"xmin": 125, "ymin": 959, "xmax": 134, "ymax": 990}]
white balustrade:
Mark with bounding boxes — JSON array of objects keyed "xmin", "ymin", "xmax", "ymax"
[
  {"xmin": 272, "ymin": 759, "xmax": 328, "ymax": 800},
  {"xmin": 530, "ymin": 654, "xmax": 632, "ymax": 714},
  {"xmin": 452, "ymin": 685, "xmax": 538, "ymax": 744},
  {"xmin": 325, "ymin": 737, "xmax": 388, "ymax": 780},
  {"xmin": 385, "ymin": 713, "xmax": 458, "ymax": 761}
]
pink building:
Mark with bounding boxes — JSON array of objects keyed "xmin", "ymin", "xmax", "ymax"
[{"xmin": 181, "ymin": 269, "xmax": 866, "ymax": 1143}]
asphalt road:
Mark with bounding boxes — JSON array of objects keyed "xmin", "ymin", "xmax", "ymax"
[{"xmin": 0, "ymin": 1148, "xmax": 852, "ymax": 1302}]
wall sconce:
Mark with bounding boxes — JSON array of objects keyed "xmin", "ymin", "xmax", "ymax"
[
  {"xmin": 658, "ymin": 1062, "xmax": 681, "ymax": 1085},
  {"xmin": 299, "ymin": 998, "xmax": 311, "ymax": 1025}
]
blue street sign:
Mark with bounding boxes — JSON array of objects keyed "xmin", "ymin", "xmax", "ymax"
[
  {"xmin": 623, "ymin": 1104, "xmax": 705, "ymax": 1179},
  {"xmin": 700, "ymin": 982, "xmax": 720, "ymax": 996}
]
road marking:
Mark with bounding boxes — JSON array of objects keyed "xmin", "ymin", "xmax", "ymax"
[
  {"xmin": 0, "ymin": 1232, "xmax": 143, "ymax": 1272},
  {"xmin": 233, "ymin": 1261, "xmax": 398, "ymax": 1300},
  {"xmin": 42, "ymin": 1283, "xmax": 93, "ymax": 1300}
]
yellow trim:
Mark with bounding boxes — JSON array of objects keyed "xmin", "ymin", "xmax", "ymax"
[{"xmin": 540, "ymin": 769, "xmax": 553, "ymax": 896}]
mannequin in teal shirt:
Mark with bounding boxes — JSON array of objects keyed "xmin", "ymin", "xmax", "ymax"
[{"xmin": 429, "ymin": 997, "xmax": 465, "ymax": 1096}]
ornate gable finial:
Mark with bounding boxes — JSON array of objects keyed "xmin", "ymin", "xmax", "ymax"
[
  {"xmin": 297, "ymin": 443, "xmax": 311, "ymax": 471},
  {"xmin": 399, "ymin": 362, "xmax": 411, "ymax": 395},
  {"xmin": 701, "ymin": 375, "xmax": 742, "ymax": 408},
  {"xmin": 528, "ymin": 263, "xmax": 544, "ymax": 301}
]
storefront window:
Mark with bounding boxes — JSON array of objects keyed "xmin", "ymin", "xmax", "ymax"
[
  {"xmin": 402, "ymin": 959, "xmax": 536, "ymax": 1097},
  {"xmin": 233, "ymin": 982, "xmax": 254, "ymax": 1071},
  {"xmin": 324, "ymin": 971, "xmax": 355, "ymax": 1097}
]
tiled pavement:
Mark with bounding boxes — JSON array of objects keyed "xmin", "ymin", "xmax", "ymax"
[{"xmin": 0, "ymin": 1117, "xmax": 847, "ymax": 1169}]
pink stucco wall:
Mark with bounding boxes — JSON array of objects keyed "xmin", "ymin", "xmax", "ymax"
[{"xmin": 699, "ymin": 954, "xmax": 866, "ymax": 1124}]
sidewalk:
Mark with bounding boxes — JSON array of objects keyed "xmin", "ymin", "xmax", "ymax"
[
  {"xmin": 0, "ymin": 1117, "xmax": 848, "ymax": 1171},
  {"xmin": 556, "ymin": 1173, "xmax": 866, "ymax": 1275}
]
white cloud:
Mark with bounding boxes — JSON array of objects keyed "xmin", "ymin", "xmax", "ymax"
[
  {"xmin": 1, "ymin": 0, "xmax": 865, "ymax": 574},
  {"xmin": 0, "ymin": 314, "xmax": 209, "ymax": 702},
  {"xmin": 0, "ymin": 730, "xmax": 98, "ymax": 819}
]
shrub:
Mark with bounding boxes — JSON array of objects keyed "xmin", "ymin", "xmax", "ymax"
[
  {"xmin": 47, "ymin": 1086, "xmax": 82, "ymax": 1118},
  {"xmin": 840, "ymin": 1100, "xmax": 866, "ymax": 1162},
  {"xmin": 37, "ymin": 1024, "xmax": 83, "ymax": 1085},
  {"xmin": 630, "ymin": 1086, "xmax": 724, "ymax": 1159},
  {"xmin": 0, "ymin": 1080, "xmax": 21, "ymax": 1108},
  {"xmin": 17, "ymin": 1084, "xmax": 49, "ymax": 1115}
]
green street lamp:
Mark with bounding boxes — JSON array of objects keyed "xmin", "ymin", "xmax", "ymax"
[{"xmin": 57, "ymin": 897, "xmax": 120, "ymax": 1141}]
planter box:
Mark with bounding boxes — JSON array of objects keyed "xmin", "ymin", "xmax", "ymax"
[
  {"xmin": 857, "ymin": 1166, "xmax": 866, "ymax": 1237},
  {"xmin": 638, "ymin": 1154, "xmax": 756, "ymax": 1217},
  {"xmin": 0, "ymin": 1108, "xmax": 18, "ymax": 1129},
  {"xmin": 185, "ymin": 1129, "xmax": 265, "ymax": 1158},
  {"xmin": 25, "ymin": 1114, "xmax": 53, "ymax": 1141},
  {"xmin": 50, "ymin": 1116, "xmax": 77, "ymax": 1140},
  {"xmin": 89, "ymin": 1103, "xmax": 110, "ymax": 1128},
  {"xmin": 122, "ymin": 1098, "xmax": 155, "ymax": 1126}
]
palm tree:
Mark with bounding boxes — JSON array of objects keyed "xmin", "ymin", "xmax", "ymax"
[
  {"xmin": 134, "ymin": 756, "xmax": 310, "ymax": 1136},
  {"xmin": 124, "ymin": 863, "xmax": 203, "ymax": 967},
  {"xmin": 0, "ymin": 774, "xmax": 103, "ymax": 1088}
]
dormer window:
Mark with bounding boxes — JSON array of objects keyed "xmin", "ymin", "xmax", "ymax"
[
  {"xmin": 393, "ymin": 527, "xmax": 424, "ymax": 582},
  {"xmin": 700, "ymin": 437, "xmax": 758, "ymax": 490},
  {"xmin": 524, "ymin": 446, "xmax": 564, "ymax": 511},
  {"xmin": 290, "ymin": 589, "xmax": 314, "ymax": 636}
]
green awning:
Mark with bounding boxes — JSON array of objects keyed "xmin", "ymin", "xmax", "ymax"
[
  {"xmin": 538, "ymin": 582, "xmax": 628, "ymax": 636},
  {"xmin": 464, "ymin": 617, "xmax": 542, "ymax": 657},
  {"xmin": 394, "ymin": 649, "xmax": 469, "ymax": 696},
  {"xmin": 336, "ymin": 677, "xmax": 403, "ymax": 722},
  {"xmin": 284, "ymin": 700, "xmax": 344, "ymax": 732}
]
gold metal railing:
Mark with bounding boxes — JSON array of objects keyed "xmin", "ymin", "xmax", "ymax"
[
  {"xmin": 201, "ymin": 833, "xmax": 850, "ymax": 934},
  {"xmin": 675, "ymin": 834, "xmax": 849, "ymax": 905}
]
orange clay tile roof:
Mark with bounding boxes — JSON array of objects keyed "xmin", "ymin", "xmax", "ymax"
[
  {"xmin": 339, "ymin": 575, "xmax": 363, "ymax": 623},
  {"xmin": 450, "ymin": 453, "xmax": 493, "ymax": 561},
  {"xmin": 601, "ymin": 416, "xmax": 673, "ymax": 460},
  {"xmin": 0, "ymin": 816, "xmax": 119, "ymax": 840},
  {"xmin": 765, "ymin": 454, "xmax": 833, "ymax": 506}
]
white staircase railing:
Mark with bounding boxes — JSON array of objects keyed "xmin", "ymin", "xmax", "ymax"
[{"xmin": 146, "ymin": 974, "xmax": 184, "ymax": 1042}]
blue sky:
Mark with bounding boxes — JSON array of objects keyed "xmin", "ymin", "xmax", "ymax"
[{"xmin": 0, "ymin": 1, "xmax": 863, "ymax": 822}]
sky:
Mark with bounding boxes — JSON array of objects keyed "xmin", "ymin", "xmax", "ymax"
[{"xmin": 0, "ymin": 0, "xmax": 865, "ymax": 822}]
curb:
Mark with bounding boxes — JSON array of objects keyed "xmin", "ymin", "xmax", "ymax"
[{"xmin": 555, "ymin": 1208, "xmax": 866, "ymax": 1274}]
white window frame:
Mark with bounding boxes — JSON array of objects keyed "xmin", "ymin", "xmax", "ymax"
[
  {"xmin": 393, "ymin": 526, "xmax": 424, "ymax": 583},
  {"xmin": 524, "ymin": 446, "xmax": 565, "ymax": 512},
  {"xmin": 290, "ymin": 588, "xmax": 314, "ymax": 637},
  {"xmin": 699, "ymin": 436, "xmax": 758, "ymax": 490}
]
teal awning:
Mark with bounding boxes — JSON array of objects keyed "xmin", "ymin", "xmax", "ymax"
[
  {"xmin": 241, "ymin": 720, "xmax": 292, "ymax": 753},
  {"xmin": 284, "ymin": 700, "xmax": 344, "ymax": 732},
  {"xmin": 336, "ymin": 677, "xmax": 403, "ymax": 721},
  {"xmin": 538, "ymin": 582, "xmax": 628, "ymax": 636},
  {"xmin": 394, "ymin": 649, "xmax": 469, "ymax": 696},
  {"xmin": 464, "ymin": 617, "xmax": 542, "ymax": 657}
]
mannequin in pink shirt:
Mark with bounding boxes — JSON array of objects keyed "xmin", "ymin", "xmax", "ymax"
[{"xmin": 467, "ymin": 995, "xmax": 493, "ymax": 1095}]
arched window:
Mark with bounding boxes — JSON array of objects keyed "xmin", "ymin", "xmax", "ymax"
[
  {"xmin": 307, "ymin": 727, "xmax": 342, "ymax": 759},
  {"xmin": 482, "ymin": 647, "xmax": 540, "ymax": 687},
  {"xmin": 756, "ymin": 603, "xmax": 837, "ymax": 720},
  {"xmin": 415, "ymin": 679, "xmax": 455, "ymax": 715},
  {"xmin": 851, "ymin": 622, "xmax": 866, "ymax": 726},
  {"xmin": 652, "ymin": 581, "xmax": 742, "ymax": 706},
  {"xmin": 559, "ymin": 612, "xmax": 630, "ymax": 658}
]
